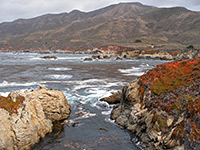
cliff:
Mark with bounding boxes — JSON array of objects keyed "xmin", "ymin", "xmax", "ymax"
[
  {"xmin": 111, "ymin": 57, "xmax": 200, "ymax": 149},
  {"xmin": 0, "ymin": 86, "xmax": 71, "ymax": 150}
]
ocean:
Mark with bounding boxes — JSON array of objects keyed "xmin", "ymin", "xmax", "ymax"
[{"xmin": 0, "ymin": 52, "xmax": 168, "ymax": 150}]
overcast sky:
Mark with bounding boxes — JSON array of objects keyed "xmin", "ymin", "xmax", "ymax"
[{"xmin": 0, "ymin": 0, "xmax": 200, "ymax": 23}]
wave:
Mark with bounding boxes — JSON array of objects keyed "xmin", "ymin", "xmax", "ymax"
[
  {"xmin": 118, "ymin": 66, "xmax": 144, "ymax": 76},
  {"xmin": 72, "ymin": 79, "xmax": 124, "ymax": 91},
  {"xmin": 0, "ymin": 81, "xmax": 44, "ymax": 87},
  {"xmin": 118, "ymin": 64, "xmax": 153, "ymax": 76},
  {"xmin": 0, "ymin": 91, "xmax": 10, "ymax": 97},
  {"xmin": 48, "ymin": 67, "xmax": 72, "ymax": 71},
  {"xmin": 45, "ymin": 74, "xmax": 73, "ymax": 79}
]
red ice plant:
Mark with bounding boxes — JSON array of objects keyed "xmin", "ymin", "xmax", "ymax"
[{"xmin": 138, "ymin": 57, "xmax": 200, "ymax": 148}]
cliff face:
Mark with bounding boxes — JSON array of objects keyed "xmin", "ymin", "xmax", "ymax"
[
  {"xmin": 0, "ymin": 86, "xmax": 71, "ymax": 150},
  {"xmin": 111, "ymin": 57, "xmax": 200, "ymax": 149}
]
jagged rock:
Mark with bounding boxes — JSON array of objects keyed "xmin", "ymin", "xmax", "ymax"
[
  {"xmin": 116, "ymin": 56, "xmax": 123, "ymax": 60},
  {"xmin": 0, "ymin": 86, "xmax": 71, "ymax": 150},
  {"xmin": 100, "ymin": 91, "xmax": 122, "ymax": 104},
  {"xmin": 84, "ymin": 57, "xmax": 93, "ymax": 61},
  {"xmin": 111, "ymin": 58, "xmax": 200, "ymax": 150},
  {"xmin": 40, "ymin": 56, "xmax": 57, "ymax": 59}
]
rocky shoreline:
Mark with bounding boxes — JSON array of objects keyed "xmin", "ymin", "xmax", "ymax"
[
  {"xmin": 85, "ymin": 49, "xmax": 200, "ymax": 61},
  {"xmin": 102, "ymin": 57, "xmax": 200, "ymax": 150},
  {"xmin": 0, "ymin": 86, "xmax": 71, "ymax": 150},
  {"xmin": 1, "ymin": 45, "xmax": 200, "ymax": 61}
]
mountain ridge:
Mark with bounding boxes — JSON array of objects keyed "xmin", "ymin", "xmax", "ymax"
[{"xmin": 0, "ymin": 2, "xmax": 200, "ymax": 50}]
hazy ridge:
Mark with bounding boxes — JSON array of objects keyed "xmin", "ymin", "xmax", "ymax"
[{"xmin": 0, "ymin": 2, "xmax": 200, "ymax": 50}]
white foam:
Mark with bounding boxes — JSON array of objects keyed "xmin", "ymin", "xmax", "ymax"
[
  {"xmin": 74, "ymin": 111, "xmax": 96, "ymax": 120},
  {"xmin": 123, "ymin": 72, "xmax": 144, "ymax": 76},
  {"xmin": 102, "ymin": 109, "xmax": 112, "ymax": 115},
  {"xmin": 85, "ymin": 88, "xmax": 108, "ymax": 98},
  {"xmin": 48, "ymin": 67, "xmax": 72, "ymax": 71},
  {"xmin": 0, "ymin": 92, "xmax": 10, "ymax": 97},
  {"xmin": 0, "ymin": 81, "xmax": 44, "ymax": 87},
  {"xmin": 72, "ymin": 79, "xmax": 124, "ymax": 91},
  {"xmin": 105, "ymin": 117, "xmax": 115, "ymax": 124},
  {"xmin": 45, "ymin": 74, "xmax": 72, "ymax": 79},
  {"xmin": 91, "ymin": 101, "xmax": 111, "ymax": 110},
  {"xmin": 30, "ymin": 57, "xmax": 40, "ymax": 60},
  {"xmin": 118, "ymin": 66, "xmax": 145, "ymax": 76}
]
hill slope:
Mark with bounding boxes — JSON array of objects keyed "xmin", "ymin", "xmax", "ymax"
[{"xmin": 0, "ymin": 2, "xmax": 200, "ymax": 50}]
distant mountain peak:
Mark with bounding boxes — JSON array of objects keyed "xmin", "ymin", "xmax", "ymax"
[
  {"xmin": 69, "ymin": 9, "xmax": 84, "ymax": 14},
  {"xmin": 0, "ymin": 3, "xmax": 199, "ymax": 50}
]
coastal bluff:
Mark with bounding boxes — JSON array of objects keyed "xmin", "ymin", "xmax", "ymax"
[
  {"xmin": 111, "ymin": 57, "xmax": 200, "ymax": 149},
  {"xmin": 0, "ymin": 86, "xmax": 71, "ymax": 150}
]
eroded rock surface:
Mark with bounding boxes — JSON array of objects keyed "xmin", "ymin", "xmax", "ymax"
[
  {"xmin": 0, "ymin": 86, "xmax": 71, "ymax": 150},
  {"xmin": 100, "ymin": 91, "xmax": 122, "ymax": 104},
  {"xmin": 111, "ymin": 57, "xmax": 200, "ymax": 150}
]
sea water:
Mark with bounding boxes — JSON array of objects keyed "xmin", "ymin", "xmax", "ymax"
[{"xmin": 0, "ymin": 52, "xmax": 168, "ymax": 150}]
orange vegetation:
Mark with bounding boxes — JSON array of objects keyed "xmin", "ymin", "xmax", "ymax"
[
  {"xmin": 0, "ymin": 95, "xmax": 25, "ymax": 113},
  {"xmin": 139, "ymin": 57, "xmax": 200, "ymax": 148}
]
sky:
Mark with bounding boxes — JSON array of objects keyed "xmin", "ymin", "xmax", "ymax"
[{"xmin": 0, "ymin": 0, "xmax": 200, "ymax": 23}]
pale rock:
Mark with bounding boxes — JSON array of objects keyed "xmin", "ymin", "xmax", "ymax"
[
  {"xmin": 167, "ymin": 116, "xmax": 174, "ymax": 127},
  {"xmin": 0, "ymin": 87, "xmax": 71, "ymax": 150},
  {"xmin": 0, "ymin": 109, "xmax": 15, "ymax": 150}
]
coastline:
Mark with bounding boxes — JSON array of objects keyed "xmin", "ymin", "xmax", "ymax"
[
  {"xmin": 108, "ymin": 57, "xmax": 200, "ymax": 150},
  {"xmin": 1, "ymin": 46, "xmax": 199, "ymax": 61}
]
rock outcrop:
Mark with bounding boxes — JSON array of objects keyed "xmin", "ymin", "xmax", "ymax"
[
  {"xmin": 111, "ymin": 57, "xmax": 200, "ymax": 150},
  {"xmin": 40, "ymin": 56, "xmax": 57, "ymax": 59},
  {"xmin": 84, "ymin": 58, "xmax": 93, "ymax": 61},
  {"xmin": 100, "ymin": 91, "xmax": 122, "ymax": 104},
  {"xmin": 0, "ymin": 86, "xmax": 71, "ymax": 150}
]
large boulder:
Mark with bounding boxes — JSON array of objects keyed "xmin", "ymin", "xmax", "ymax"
[
  {"xmin": 0, "ymin": 86, "xmax": 71, "ymax": 150},
  {"xmin": 111, "ymin": 57, "xmax": 200, "ymax": 150}
]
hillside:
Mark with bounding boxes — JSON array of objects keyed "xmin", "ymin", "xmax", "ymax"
[
  {"xmin": 0, "ymin": 2, "xmax": 200, "ymax": 50},
  {"xmin": 111, "ymin": 57, "xmax": 200, "ymax": 149}
]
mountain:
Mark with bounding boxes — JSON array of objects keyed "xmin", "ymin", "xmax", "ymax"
[{"xmin": 0, "ymin": 2, "xmax": 200, "ymax": 50}]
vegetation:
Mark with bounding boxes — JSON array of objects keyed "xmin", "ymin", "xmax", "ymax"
[
  {"xmin": 134, "ymin": 39, "xmax": 142, "ymax": 43},
  {"xmin": 0, "ymin": 3, "xmax": 200, "ymax": 50},
  {"xmin": 0, "ymin": 95, "xmax": 25, "ymax": 113},
  {"xmin": 187, "ymin": 45, "xmax": 194, "ymax": 49},
  {"xmin": 139, "ymin": 57, "xmax": 200, "ymax": 148}
]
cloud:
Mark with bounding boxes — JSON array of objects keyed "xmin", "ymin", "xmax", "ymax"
[{"xmin": 0, "ymin": 0, "xmax": 199, "ymax": 23}]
